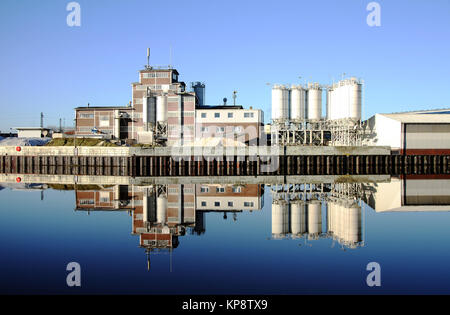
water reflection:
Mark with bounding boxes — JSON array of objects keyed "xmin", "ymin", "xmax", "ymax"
[{"xmin": 1, "ymin": 174, "xmax": 450, "ymax": 270}]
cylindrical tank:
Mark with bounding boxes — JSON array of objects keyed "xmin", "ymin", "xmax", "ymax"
[
  {"xmin": 349, "ymin": 81, "xmax": 362, "ymax": 120},
  {"xmin": 156, "ymin": 195, "xmax": 167, "ymax": 224},
  {"xmin": 271, "ymin": 202, "xmax": 289, "ymax": 238},
  {"xmin": 307, "ymin": 201, "xmax": 322, "ymax": 235},
  {"xmin": 290, "ymin": 202, "xmax": 306, "ymax": 236},
  {"xmin": 271, "ymin": 85, "xmax": 289, "ymax": 122},
  {"xmin": 156, "ymin": 95, "xmax": 168, "ymax": 122},
  {"xmin": 306, "ymin": 83, "xmax": 322, "ymax": 120},
  {"xmin": 290, "ymin": 85, "xmax": 305, "ymax": 121},
  {"xmin": 345, "ymin": 204, "xmax": 362, "ymax": 245}
]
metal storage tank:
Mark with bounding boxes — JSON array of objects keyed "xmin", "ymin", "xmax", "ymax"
[
  {"xmin": 306, "ymin": 83, "xmax": 322, "ymax": 120},
  {"xmin": 290, "ymin": 85, "xmax": 305, "ymax": 121},
  {"xmin": 349, "ymin": 80, "xmax": 362, "ymax": 120},
  {"xmin": 290, "ymin": 202, "xmax": 306, "ymax": 237},
  {"xmin": 156, "ymin": 195, "xmax": 167, "ymax": 224},
  {"xmin": 271, "ymin": 85, "xmax": 283, "ymax": 121},
  {"xmin": 191, "ymin": 82, "xmax": 205, "ymax": 106},
  {"xmin": 307, "ymin": 201, "xmax": 322, "ymax": 236},
  {"xmin": 272, "ymin": 201, "xmax": 289, "ymax": 238},
  {"xmin": 143, "ymin": 96, "xmax": 156, "ymax": 126},
  {"xmin": 156, "ymin": 95, "xmax": 168, "ymax": 122}
]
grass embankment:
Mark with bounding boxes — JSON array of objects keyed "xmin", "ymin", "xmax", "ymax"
[{"xmin": 46, "ymin": 138, "xmax": 119, "ymax": 147}]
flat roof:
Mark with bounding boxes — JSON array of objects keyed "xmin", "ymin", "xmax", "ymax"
[
  {"xmin": 378, "ymin": 113, "xmax": 450, "ymax": 123},
  {"xmin": 14, "ymin": 127, "xmax": 51, "ymax": 130},
  {"xmin": 196, "ymin": 105, "xmax": 244, "ymax": 110},
  {"xmin": 75, "ymin": 106, "xmax": 134, "ymax": 110}
]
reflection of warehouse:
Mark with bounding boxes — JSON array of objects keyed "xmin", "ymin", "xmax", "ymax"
[
  {"xmin": 367, "ymin": 109, "xmax": 450, "ymax": 155},
  {"xmin": 270, "ymin": 184, "xmax": 363, "ymax": 249},
  {"xmin": 367, "ymin": 176, "xmax": 450, "ymax": 212}
]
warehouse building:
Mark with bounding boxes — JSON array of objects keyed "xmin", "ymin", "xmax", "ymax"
[{"xmin": 367, "ymin": 109, "xmax": 450, "ymax": 155}]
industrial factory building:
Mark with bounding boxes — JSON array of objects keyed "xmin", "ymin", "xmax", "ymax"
[
  {"xmin": 75, "ymin": 52, "xmax": 263, "ymax": 146},
  {"xmin": 367, "ymin": 109, "xmax": 450, "ymax": 155}
]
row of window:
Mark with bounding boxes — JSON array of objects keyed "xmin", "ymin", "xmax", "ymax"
[
  {"xmin": 200, "ymin": 112, "xmax": 255, "ymax": 119},
  {"xmin": 142, "ymin": 72, "xmax": 169, "ymax": 78},
  {"xmin": 199, "ymin": 186, "xmax": 242, "ymax": 193},
  {"xmin": 200, "ymin": 126, "xmax": 242, "ymax": 133},
  {"xmin": 200, "ymin": 201, "xmax": 255, "ymax": 207}
]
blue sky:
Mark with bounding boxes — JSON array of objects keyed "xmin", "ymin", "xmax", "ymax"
[{"xmin": 0, "ymin": 0, "xmax": 449, "ymax": 130}]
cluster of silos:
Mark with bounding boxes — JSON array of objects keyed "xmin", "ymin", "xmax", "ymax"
[
  {"xmin": 271, "ymin": 200, "xmax": 322, "ymax": 239},
  {"xmin": 326, "ymin": 78, "xmax": 362, "ymax": 121},
  {"xmin": 143, "ymin": 94, "xmax": 168, "ymax": 131},
  {"xmin": 271, "ymin": 83, "xmax": 322, "ymax": 123},
  {"xmin": 327, "ymin": 201, "xmax": 362, "ymax": 248}
]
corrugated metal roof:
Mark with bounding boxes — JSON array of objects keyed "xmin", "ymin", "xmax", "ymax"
[{"xmin": 379, "ymin": 113, "xmax": 450, "ymax": 123}]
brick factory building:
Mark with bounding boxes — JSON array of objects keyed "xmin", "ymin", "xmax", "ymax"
[{"xmin": 75, "ymin": 57, "xmax": 263, "ymax": 146}]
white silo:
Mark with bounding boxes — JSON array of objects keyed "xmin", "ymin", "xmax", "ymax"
[
  {"xmin": 290, "ymin": 202, "xmax": 306, "ymax": 237},
  {"xmin": 271, "ymin": 85, "xmax": 283, "ymax": 121},
  {"xmin": 156, "ymin": 194, "xmax": 167, "ymax": 224},
  {"xmin": 272, "ymin": 201, "xmax": 289, "ymax": 238},
  {"xmin": 156, "ymin": 95, "xmax": 168, "ymax": 123},
  {"xmin": 349, "ymin": 79, "xmax": 362, "ymax": 120},
  {"xmin": 307, "ymin": 201, "xmax": 322, "ymax": 236},
  {"xmin": 306, "ymin": 83, "xmax": 322, "ymax": 120},
  {"xmin": 290, "ymin": 85, "xmax": 305, "ymax": 121}
]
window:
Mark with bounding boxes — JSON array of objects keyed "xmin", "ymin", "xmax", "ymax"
[
  {"xmin": 216, "ymin": 127, "xmax": 225, "ymax": 133},
  {"xmin": 232, "ymin": 187, "xmax": 242, "ymax": 193},
  {"xmin": 244, "ymin": 202, "xmax": 254, "ymax": 207},
  {"xmin": 99, "ymin": 192, "xmax": 110, "ymax": 203},
  {"xmin": 200, "ymin": 186, "xmax": 209, "ymax": 193},
  {"xmin": 79, "ymin": 199, "xmax": 94, "ymax": 205},
  {"xmin": 79, "ymin": 113, "xmax": 94, "ymax": 119},
  {"xmin": 214, "ymin": 112, "xmax": 220, "ymax": 118},
  {"xmin": 201, "ymin": 127, "xmax": 209, "ymax": 133},
  {"xmin": 201, "ymin": 201, "xmax": 207, "ymax": 207},
  {"xmin": 214, "ymin": 201, "xmax": 220, "ymax": 207},
  {"xmin": 216, "ymin": 187, "xmax": 225, "ymax": 193},
  {"xmin": 234, "ymin": 126, "xmax": 242, "ymax": 132},
  {"xmin": 244, "ymin": 112, "xmax": 254, "ymax": 118},
  {"xmin": 228, "ymin": 112, "xmax": 233, "ymax": 118},
  {"xmin": 228, "ymin": 201, "xmax": 233, "ymax": 207},
  {"xmin": 201, "ymin": 113, "xmax": 206, "ymax": 118}
]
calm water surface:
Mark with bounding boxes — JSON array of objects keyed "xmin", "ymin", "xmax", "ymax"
[{"xmin": 0, "ymin": 177, "xmax": 450, "ymax": 294}]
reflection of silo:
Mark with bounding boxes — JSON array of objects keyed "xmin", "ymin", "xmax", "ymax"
[
  {"xmin": 272, "ymin": 202, "xmax": 289, "ymax": 238},
  {"xmin": 290, "ymin": 202, "xmax": 306, "ymax": 237},
  {"xmin": 344, "ymin": 204, "xmax": 362, "ymax": 246},
  {"xmin": 143, "ymin": 189, "xmax": 156, "ymax": 223},
  {"xmin": 157, "ymin": 195, "xmax": 167, "ymax": 224},
  {"xmin": 307, "ymin": 201, "xmax": 322, "ymax": 236}
]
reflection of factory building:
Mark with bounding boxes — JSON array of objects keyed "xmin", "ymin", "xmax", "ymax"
[
  {"xmin": 366, "ymin": 176, "xmax": 450, "ymax": 212},
  {"xmin": 74, "ymin": 183, "xmax": 264, "ymax": 267},
  {"xmin": 270, "ymin": 183, "xmax": 363, "ymax": 249}
]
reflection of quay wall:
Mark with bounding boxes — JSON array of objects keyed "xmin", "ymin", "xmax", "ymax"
[
  {"xmin": 369, "ymin": 177, "xmax": 450, "ymax": 212},
  {"xmin": 0, "ymin": 174, "xmax": 391, "ymax": 186},
  {"xmin": 0, "ymin": 145, "xmax": 391, "ymax": 157}
]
